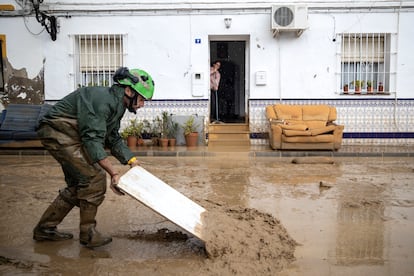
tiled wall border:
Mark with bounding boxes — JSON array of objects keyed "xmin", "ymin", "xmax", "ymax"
[
  {"xmin": 249, "ymin": 98, "xmax": 414, "ymax": 145},
  {"xmin": 56, "ymin": 97, "xmax": 413, "ymax": 146}
]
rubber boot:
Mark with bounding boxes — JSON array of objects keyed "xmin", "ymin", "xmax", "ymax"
[
  {"xmin": 79, "ymin": 200, "xmax": 112, "ymax": 248},
  {"xmin": 33, "ymin": 195, "xmax": 74, "ymax": 241}
]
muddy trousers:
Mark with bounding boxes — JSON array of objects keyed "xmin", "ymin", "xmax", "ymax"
[{"xmin": 35, "ymin": 123, "xmax": 111, "ymax": 247}]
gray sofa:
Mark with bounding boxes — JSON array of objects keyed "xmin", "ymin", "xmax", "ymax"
[{"xmin": 0, "ymin": 104, "xmax": 51, "ymax": 148}]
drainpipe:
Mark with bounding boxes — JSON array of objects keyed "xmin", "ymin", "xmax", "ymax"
[
  {"xmin": 393, "ymin": 1, "xmax": 402, "ymax": 131},
  {"xmin": 278, "ymin": 42, "xmax": 282, "ymax": 103}
]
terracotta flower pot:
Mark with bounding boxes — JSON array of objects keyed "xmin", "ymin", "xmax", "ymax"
[
  {"xmin": 343, "ymin": 85, "xmax": 348, "ymax": 93},
  {"xmin": 127, "ymin": 136, "xmax": 137, "ymax": 148},
  {"xmin": 159, "ymin": 138, "xmax": 169, "ymax": 147},
  {"xmin": 168, "ymin": 138, "xmax": 176, "ymax": 147},
  {"xmin": 136, "ymin": 138, "xmax": 144, "ymax": 147},
  {"xmin": 185, "ymin": 132, "xmax": 198, "ymax": 147}
]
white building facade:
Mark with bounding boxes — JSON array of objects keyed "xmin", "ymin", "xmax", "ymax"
[{"xmin": 1, "ymin": 0, "xmax": 414, "ymax": 146}]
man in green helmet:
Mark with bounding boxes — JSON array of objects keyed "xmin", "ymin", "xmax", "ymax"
[{"xmin": 33, "ymin": 67, "xmax": 154, "ymax": 248}]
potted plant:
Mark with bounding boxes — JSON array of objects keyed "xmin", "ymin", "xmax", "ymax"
[
  {"xmin": 150, "ymin": 116, "xmax": 162, "ymax": 146},
  {"xmin": 353, "ymin": 80, "xmax": 363, "ymax": 93},
  {"xmin": 120, "ymin": 125, "xmax": 136, "ymax": 147},
  {"xmin": 181, "ymin": 116, "xmax": 199, "ymax": 147},
  {"xmin": 378, "ymin": 82, "xmax": 384, "ymax": 92},
  {"xmin": 366, "ymin": 80, "xmax": 373, "ymax": 93},
  {"xmin": 120, "ymin": 119, "xmax": 143, "ymax": 148},
  {"xmin": 159, "ymin": 111, "xmax": 169, "ymax": 147},
  {"xmin": 343, "ymin": 84, "xmax": 349, "ymax": 93},
  {"xmin": 134, "ymin": 120, "xmax": 145, "ymax": 146},
  {"xmin": 168, "ymin": 120, "xmax": 179, "ymax": 147}
]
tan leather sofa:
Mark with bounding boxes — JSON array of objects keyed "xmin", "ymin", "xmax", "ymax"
[{"xmin": 265, "ymin": 104, "xmax": 344, "ymax": 150}]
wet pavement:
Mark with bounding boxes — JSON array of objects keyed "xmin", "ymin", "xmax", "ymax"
[{"xmin": 0, "ymin": 145, "xmax": 413, "ymax": 275}]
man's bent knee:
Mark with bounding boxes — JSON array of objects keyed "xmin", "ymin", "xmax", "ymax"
[
  {"xmin": 77, "ymin": 170, "xmax": 107, "ymax": 206},
  {"xmin": 59, "ymin": 187, "xmax": 80, "ymax": 207}
]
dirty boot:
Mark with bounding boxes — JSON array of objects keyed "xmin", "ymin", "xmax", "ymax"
[
  {"xmin": 79, "ymin": 201, "xmax": 112, "ymax": 248},
  {"xmin": 33, "ymin": 195, "xmax": 74, "ymax": 241}
]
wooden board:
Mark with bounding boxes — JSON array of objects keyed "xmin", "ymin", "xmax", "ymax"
[{"xmin": 118, "ymin": 166, "xmax": 206, "ymax": 241}]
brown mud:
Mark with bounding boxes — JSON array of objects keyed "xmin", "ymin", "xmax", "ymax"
[{"xmin": 0, "ymin": 155, "xmax": 413, "ymax": 275}]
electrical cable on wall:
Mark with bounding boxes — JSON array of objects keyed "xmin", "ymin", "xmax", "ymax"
[{"xmin": 30, "ymin": 0, "xmax": 57, "ymax": 41}]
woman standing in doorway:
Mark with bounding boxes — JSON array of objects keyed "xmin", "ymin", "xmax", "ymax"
[{"xmin": 210, "ymin": 60, "xmax": 221, "ymax": 123}]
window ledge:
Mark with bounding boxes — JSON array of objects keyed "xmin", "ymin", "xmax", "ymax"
[{"xmin": 341, "ymin": 92, "xmax": 391, "ymax": 96}]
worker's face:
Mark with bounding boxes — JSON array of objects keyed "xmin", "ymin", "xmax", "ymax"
[
  {"xmin": 124, "ymin": 87, "xmax": 145, "ymax": 113},
  {"xmin": 214, "ymin": 62, "xmax": 221, "ymax": 70},
  {"xmin": 133, "ymin": 94, "xmax": 145, "ymax": 109}
]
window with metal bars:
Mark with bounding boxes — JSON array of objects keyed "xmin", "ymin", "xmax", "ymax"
[
  {"xmin": 340, "ymin": 33, "xmax": 390, "ymax": 94},
  {"xmin": 74, "ymin": 34, "xmax": 123, "ymax": 88}
]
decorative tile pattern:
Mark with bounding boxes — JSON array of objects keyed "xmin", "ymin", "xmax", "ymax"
[
  {"xmin": 49, "ymin": 96, "xmax": 414, "ymax": 146},
  {"xmin": 120, "ymin": 98, "xmax": 414, "ymax": 146},
  {"xmin": 249, "ymin": 99, "xmax": 414, "ymax": 145}
]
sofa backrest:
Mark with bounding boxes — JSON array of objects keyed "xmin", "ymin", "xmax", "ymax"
[{"xmin": 266, "ymin": 104, "xmax": 337, "ymax": 123}]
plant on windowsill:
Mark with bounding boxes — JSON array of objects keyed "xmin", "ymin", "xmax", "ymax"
[
  {"xmin": 343, "ymin": 84, "xmax": 349, "ymax": 94},
  {"xmin": 181, "ymin": 116, "xmax": 199, "ymax": 147},
  {"xmin": 366, "ymin": 80, "xmax": 373, "ymax": 93},
  {"xmin": 352, "ymin": 80, "xmax": 364, "ymax": 93},
  {"xmin": 378, "ymin": 82, "xmax": 384, "ymax": 92}
]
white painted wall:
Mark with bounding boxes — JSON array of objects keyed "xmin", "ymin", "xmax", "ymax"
[
  {"xmin": 1, "ymin": 1, "xmax": 413, "ymax": 100},
  {"xmin": 0, "ymin": 16, "xmax": 45, "ymax": 78}
]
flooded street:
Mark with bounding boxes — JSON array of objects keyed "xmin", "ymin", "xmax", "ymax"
[{"xmin": 0, "ymin": 154, "xmax": 413, "ymax": 275}]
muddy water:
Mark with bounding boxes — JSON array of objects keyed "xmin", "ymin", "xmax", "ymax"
[{"xmin": 0, "ymin": 155, "xmax": 413, "ymax": 275}]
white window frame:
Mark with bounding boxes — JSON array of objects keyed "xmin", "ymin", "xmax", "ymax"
[
  {"xmin": 72, "ymin": 34, "xmax": 125, "ymax": 88},
  {"xmin": 337, "ymin": 32, "xmax": 397, "ymax": 95}
]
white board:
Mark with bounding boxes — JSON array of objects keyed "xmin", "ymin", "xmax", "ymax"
[{"xmin": 118, "ymin": 166, "xmax": 206, "ymax": 241}]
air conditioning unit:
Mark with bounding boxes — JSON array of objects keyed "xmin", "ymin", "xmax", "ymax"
[{"xmin": 271, "ymin": 5, "xmax": 308, "ymax": 37}]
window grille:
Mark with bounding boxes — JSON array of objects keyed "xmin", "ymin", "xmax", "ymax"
[
  {"xmin": 74, "ymin": 34, "xmax": 123, "ymax": 88},
  {"xmin": 339, "ymin": 33, "xmax": 391, "ymax": 94}
]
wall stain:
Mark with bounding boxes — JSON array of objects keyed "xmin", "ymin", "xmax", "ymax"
[{"xmin": 1, "ymin": 58, "xmax": 44, "ymax": 107}]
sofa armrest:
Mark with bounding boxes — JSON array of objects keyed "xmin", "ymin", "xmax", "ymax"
[
  {"xmin": 333, "ymin": 124, "xmax": 344, "ymax": 149},
  {"xmin": 268, "ymin": 123, "xmax": 283, "ymax": 149}
]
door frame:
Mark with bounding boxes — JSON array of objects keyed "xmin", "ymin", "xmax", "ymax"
[{"xmin": 208, "ymin": 35, "xmax": 250, "ymax": 124}]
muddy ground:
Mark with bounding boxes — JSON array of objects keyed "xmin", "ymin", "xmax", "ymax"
[{"xmin": 0, "ymin": 154, "xmax": 413, "ymax": 275}]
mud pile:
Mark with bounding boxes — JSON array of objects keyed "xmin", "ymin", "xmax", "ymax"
[{"xmin": 201, "ymin": 201, "xmax": 298, "ymax": 275}]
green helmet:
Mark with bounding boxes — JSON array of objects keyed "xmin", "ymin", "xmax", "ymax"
[{"xmin": 114, "ymin": 68, "xmax": 155, "ymax": 100}]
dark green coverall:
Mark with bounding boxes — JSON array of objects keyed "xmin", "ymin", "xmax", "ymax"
[{"xmin": 34, "ymin": 85, "xmax": 135, "ymax": 247}]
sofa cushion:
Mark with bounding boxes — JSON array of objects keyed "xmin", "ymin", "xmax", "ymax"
[
  {"xmin": 283, "ymin": 129, "xmax": 311, "ymax": 136},
  {"xmin": 283, "ymin": 134, "xmax": 333, "ymax": 143},
  {"xmin": 11, "ymin": 131, "xmax": 39, "ymax": 140},
  {"xmin": 274, "ymin": 105, "xmax": 302, "ymax": 120},
  {"xmin": 310, "ymin": 125, "xmax": 337, "ymax": 136},
  {"xmin": 0, "ymin": 130, "xmax": 14, "ymax": 140}
]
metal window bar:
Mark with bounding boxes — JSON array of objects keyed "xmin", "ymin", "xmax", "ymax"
[{"xmin": 75, "ymin": 34, "xmax": 123, "ymax": 88}]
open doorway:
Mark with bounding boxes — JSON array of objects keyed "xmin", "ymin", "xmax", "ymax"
[{"xmin": 210, "ymin": 40, "xmax": 246, "ymax": 124}]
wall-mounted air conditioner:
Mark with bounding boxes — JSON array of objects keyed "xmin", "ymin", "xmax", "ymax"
[{"xmin": 271, "ymin": 5, "xmax": 308, "ymax": 37}]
